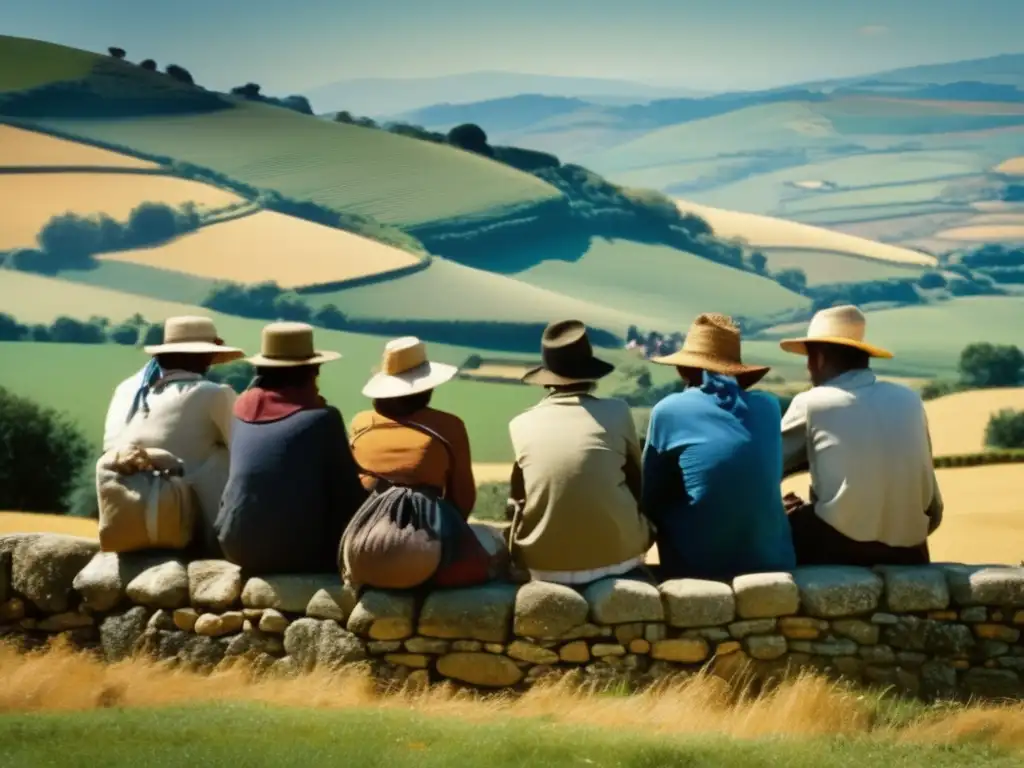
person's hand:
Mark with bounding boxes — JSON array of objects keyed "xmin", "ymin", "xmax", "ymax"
[{"xmin": 783, "ymin": 492, "xmax": 804, "ymax": 514}]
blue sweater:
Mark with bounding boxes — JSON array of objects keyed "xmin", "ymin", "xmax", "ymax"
[{"xmin": 642, "ymin": 372, "xmax": 795, "ymax": 581}]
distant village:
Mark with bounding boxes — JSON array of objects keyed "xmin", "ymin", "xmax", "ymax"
[{"xmin": 624, "ymin": 326, "xmax": 684, "ymax": 359}]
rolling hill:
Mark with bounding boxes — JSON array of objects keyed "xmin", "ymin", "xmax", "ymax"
[{"xmin": 924, "ymin": 387, "xmax": 1024, "ymax": 456}]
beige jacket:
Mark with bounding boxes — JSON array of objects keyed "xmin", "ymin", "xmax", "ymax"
[
  {"xmin": 508, "ymin": 392, "xmax": 651, "ymax": 573},
  {"xmin": 782, "ymin": 369, "xmax": 943, "ymax": 547}
]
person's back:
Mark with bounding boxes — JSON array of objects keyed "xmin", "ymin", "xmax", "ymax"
[
  {"xmin": 644, "ymin": 372, "xmax": 795, "ymax": 580},
  {"xmin": 509, "ymin": 391, "xmax": 651, "ymax": 578}
]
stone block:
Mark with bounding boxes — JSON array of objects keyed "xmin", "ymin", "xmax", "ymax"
[
  {"xmin": 960, "ymin": 607, "xmax": 987, "ymax": 622},
  {"xmin": 452, "ymin": 640, "xmax": 482, "ymax": 652},
  {"xmin": 36, "ymin": 612, "xmax": 94, "ymax": 632},
  {"xmin": 728, "ymin": 618, "xmax": 776, "ymax": 639},
  {"xmin": 585, "ymin": 578, "xmax": 664, "ymax": 624},
  {"xmin": 732, "ymin": 572, "xmax": 799, "ymax": 619},
  {"xmin": 879, "ymin": 566, "xmax": 950, "ymax": 612},
  {"xmin": 792, "ymin": 566, "xmax": 883, "ymax": 618},
  {"xmin": 559, "ymin": 623, "xmax": 605, "ymax": 640},
  {"xmin": 346, "ymin": 590, "xmax": 416, "ymax": 641},
  {"xmin": 644, "ymin": 624, "xmax": 667, "ymax": 642},
  {"xmin": 896, "ymin": 651, "xmax": 927, "ymax": 667},
  {"xmin": 194, "ymin": 611, "xmax": 243, "ymax": 637},
  {"xmin": 884, "ymin": 616, "xmax": 976, "ymax": 655},
  {"xmin": 8, "ymin": 534, "xmax": 98, "ymax": 613},
  {"xmin": 614, "ymin": 623, "xmax": 644, "ymax": 644},
  {"xmin": 241, "ymin": 574, "xmax": 340, "ymax": 614},
  {"xmin": 870, "ymin": 613, "xmax": 899, "ymax": 625},
  {"xmin": 126, "ymin": 560, "xmax": 189, "ymax": 610},
  {"xmin": 591, "ymin": 643, "xmax": 626, "ymax": 658},
  {"xmin": 963, "ymin": 668, "xmax": 1021, "ymax": 699},
  {"xmin": 651, "ymin": 638, "xmax": 710, "ymax": 663},
  {"xmin": 367, "ymin": 640, "xmax": 402, "ymax": 654},
  {"xmin": 831, "ymin": 619, "xmax": 879, "ymax": 645},
  {"xmin": 629, "ymin": 639, "xmax": 651, "ymax": 654},
  {"xmin": 0, "ymin": 597, "xmax": 25, "ymax": 622},
  {"xmin": 974, "ymin": 624, "xmax": 1021, "ymax": 643},
  {"xmin": 920, "ymin": 661, "xmax": 959, "ymax": 700},
  {"xmin": 508, "ymin": 641, "xmax": 559, "ymax": 665},
  {"xmin": 173, "ymin": 607, "xmax": 199, "ymax": 632},
  {"xmin": 72, "ymin": 552, "xmax": 124, "ymax": 612},
  {"xmin": 306, "ymin": 585, "xmax": 358, "ymax": 622},
  {"xmin": 99, "ymin": 606, "xmax": 150, "ymax": 662},
  {"xmin": 778, "ymin": 617, "xmax": 827, "ymax": 639},
  {"xmin": 147, "ymin": 609, "xmax": 175, "ymax": 631},
  {"xmin": 316, "ymin": 620, "xmax": 367, "ymax": 671},
  {"xmin": 715, "ymin": 640, "xmax": 741, "ymax": 656},
  {"xmin": 513, "ymin": 581, "xmax": 589, "ymax": 639},
  {"xmin": 559, "ymin": 641, "xmax": 590, "ymax": 663},
  {"xmin": 682, "ymin": 628, "xmax": 731, "ymax": 642},
  {"xmin": 258, "ymin": 609, "xmax": 289, "ymax": 634},
  {"xmin": 746, "ymin": 635, "xmax": 787, "ymax": 661},
  {"xmin": 943, "ymin": 565, "xmax": 1024, "ymax": 607},
  {"xmin": 660, "ymin": 579, "xmax": 735, "ymax": 628},
  {"xmin": 437, "ymin": 652, "xmax": 524, "ymax": 687},
  {"xmin": 188, "ymin": 561, "xmax": 242, "ymax": 611},
  {"xmin": 385, "ymin": 653, "xmax": 430, "ymax": 669},
  {"xmin": 405, "ymin": 637, "xmax": 449, "ymax": 654},
  {"xmin": 419, "ymin": 583, "xmax": 518, "ymax": 643},
  {"xmin": 858, "ymin": 644, "xmax": 895, "ymax": 665}
]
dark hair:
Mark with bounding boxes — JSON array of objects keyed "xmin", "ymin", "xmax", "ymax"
[
  {"xmin": 547, "ymin": 382, "xmax": 596, "ymax": 394},
  {"xmin": 373, "ymin": 390, "xmax": 432, "ymax": 420},
  {"xmin": 805, "ymin": 342, "xmax": 870, "ymax": 371},
  {"xmin": 254, "ymin": 364, "xmax": 319, "ymax": 389},
  {"xmin": 155, "ymin": 352, "xmax": 215, "ymax": 374}
]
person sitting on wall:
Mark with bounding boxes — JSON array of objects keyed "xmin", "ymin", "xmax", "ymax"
[
  {"xmin": 216, "ymin": 322, "xmax": 367, "ymax": 573},
  {"xmin": 341, "ymin": 337, "xmax": 504, "ymax": 591},
  {"xmin": 778, "ymin": 304, "xmax": 944, "ymax": 566},
  {"xmin": 642, "ymin": 313, "xmax": 796, "ymax": 581},
  {"xmin": 103, "ymin": 315, "xmax": 244, "ymax": 555},
  {"xmin": 507, "ymin": 320, "xmax": 654, "ymax": 586}
]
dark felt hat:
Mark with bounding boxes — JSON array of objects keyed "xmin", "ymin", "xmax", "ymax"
[{"xmin": 521, "ymin": 319, "xmax": 615, "ymax": 387}]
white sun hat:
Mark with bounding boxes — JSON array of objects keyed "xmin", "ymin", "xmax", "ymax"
[
  {"xmin": 143, "ymin": 316, "xmax": 244, "ymax": 364},
  {"xmin": 779, "ymin": 304, "xmax": 893, "ymax": 359},
  {"xmin": 361, "ymin": 336, "xmax": 459, "ymax": 399}
]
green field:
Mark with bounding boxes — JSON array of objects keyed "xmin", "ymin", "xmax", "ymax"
[
  {"xmin": 758, "ymin": 248, "xmax": 927, "ymax": 285},
  {"xmin": 0, "ymin": 34, "xmax": 97, "ymax": 91},
  {"xmin": 24, "ymin": 101, "xmax": 562, "ymax": 227}
]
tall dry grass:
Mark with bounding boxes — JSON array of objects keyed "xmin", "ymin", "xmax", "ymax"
[{"xmin": 2, "ymin": 639, "xmax": 1024, "ymax": 750}]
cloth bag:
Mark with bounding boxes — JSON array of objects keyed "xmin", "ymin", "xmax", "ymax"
[
  {"xmin": 339, "ymin": 418, "xmax": 494, "ymax": 590},
  {"xmin": 96, "ymin": 444, "xmax": 197, "ymax": 553}
]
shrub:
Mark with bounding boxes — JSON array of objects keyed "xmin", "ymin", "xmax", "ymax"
[
  {"xmin": 139, "ymin": 59, "xmax": 157, "ymax": 71},
  {"xmin": 0, "ymin": 312, "xmax": 28, "ymax": 341},
  {"xmin": 0, "ymin": 386, "xmax": 92, "ymax": 513},
  {"xmin": 36, "ymin": 213, "xmax": 101, "ymax": 268},
  {"xmin": 920, "ymin": 378, "xmax": 962, "ymax": 400},
  {"xmin": 748, "ymin": 251, "xmax": 768, "ymax": 274},
  {"xmin": 985, "ymin": 409, "xmax": 1024, "ymax": 449},
  {"xmin": 109, "ymin": 322, "xmax": 140, "ymax": 345},
  {"xmin": 125, "ymin": 202, "xmax": 183, "ymax": 247},
  {"xmin": 776, "ymin": 268, "xmax": 808, "ymax": 293},
  {"xmin": 312, "ymin": 304, "xmax": 348, "ymax": 330},
  {"xmin": 108, "ymin": 47, "xmax": 126, "ymax": 59},
  {"xmin": 207, "ymin": 360, "xmax": 255, "ymax": 393},
  {"xmin": 918, "ymin": 271, "xmax": 947, "ymax": 289},
  {"xmin": 447, "ymin": 123, "xmax": 493, "ymax": 157},
  {"xmin": 165, "ymin": 64, "xmax": 195, "ymax": 85},
  {"xmin": 958, "ymin": 342, "xmax": 1024, "ymax": 388},
  {"xmin": 142, "ymin": 324, "xmax": 164, "ymax": 345},
  {"xmin": 49, "ymin": 316, "xmax": 106, "ymax": 344}
]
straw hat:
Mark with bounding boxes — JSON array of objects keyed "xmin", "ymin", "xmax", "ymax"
[
  {"xmin": 650, "ymin": 312, "xmax": 770, "ymax": 388},
  {"xmin": 144, "ymin": 316, "xmax": 244, "ymax": 364},
  {"xmin": 779, "ymin": 305, "xmax": 893, "ymax": 359},
  {"xmin": 361, "ymin": 337, "xmax": 458, "ymax": 399},
  {"xmin": 246, "ymin": 322, "xmax": 342, "ymax": 367},
  {"xmin": 521, "ymin": 319, "xmax": 615, "ymax": 387}
]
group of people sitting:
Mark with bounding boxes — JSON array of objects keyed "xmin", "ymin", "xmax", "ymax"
[{"xmin": 99, "ymin": 303, "xmax": 943, "ymax": 592}]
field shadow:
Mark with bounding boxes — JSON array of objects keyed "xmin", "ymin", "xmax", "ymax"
[{"xmin": 444, "ymin": 231, "xmax": 593, "ymax": 275}]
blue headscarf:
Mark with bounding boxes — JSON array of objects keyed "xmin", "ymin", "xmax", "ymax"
[{"xmin": 124, "ymin": 358, "xmax": 164, "ymax": 425}]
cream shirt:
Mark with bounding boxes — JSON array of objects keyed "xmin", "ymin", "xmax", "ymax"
[{"xmin": 781, "ymin": 369, "xmax": 943, "ymax": 547}]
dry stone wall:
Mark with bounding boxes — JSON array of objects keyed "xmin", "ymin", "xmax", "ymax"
[{"xmin": 3, "ymin": 533, "xmax": 1024, "ymax": 701}]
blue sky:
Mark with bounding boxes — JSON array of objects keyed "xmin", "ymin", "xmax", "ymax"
[{"xmin": 4, "ymin": 0, "xmax": 1023, "ymax": 93}]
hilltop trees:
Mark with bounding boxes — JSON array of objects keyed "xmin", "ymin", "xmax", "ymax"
[
  {"xmin": 447, "ymin": 123, "xmax": 494, "ymax": 157},
  {"xmin": 139, "ymin": 59, "xmax": 157, "ymax": 71},
  {"xmin": 108, "ymin": 46, "xmax": 126, "ymax": 59},
  {"xmin": 165, "ymin": 64, "xmax": 194, "ymax": 85}
]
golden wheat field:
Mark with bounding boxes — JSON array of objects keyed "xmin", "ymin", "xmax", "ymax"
[
  {"xmin": 0, "ymin": 172, "xmax": 243, "ymax": 250},
  {"xmin": 99, "ymin": 210, "xmax": 420, "ymax": 288},
  {"xmin": 995, "ymin": 156, "xmax": 1024, "ymax": 175},
  {"xmin": 934, "ymin": 224, "xmax": 1024, "ymax": 242},
  {"xmin": 0, "ymin": 125, "xmax": 159, "ymax": 169},
  {"xmin": 925, "ymin": 388, "xmax": 1024, "ymax": 456},
  {"xmin": 0, "ymin": 512, "xmax": 97, "ymax": 537},
  {"xmin": 673, "ymin": 199, "xmax": 936, "ymax": 266}
]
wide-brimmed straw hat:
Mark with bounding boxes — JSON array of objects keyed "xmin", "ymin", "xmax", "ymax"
[
  {"xmin": 522, "ymin": 319, "xmax": 615, "ymax": 387},
  {"xmin": 361, "ymin": 337, "xmax": 458, "ymax": 399},
  {"xmin": 651, "ymin": 312, "xmax": 770, "ymax": 388},
  {"xmin": 779, "ymin": 304, "xmax": 893, "ymax": 359},
  {"xmin": 144, "ymin": 316, "xmax": 244, "ymax": 365},
  {"xmin": 246, "ymin": 322, "xmax": 342, "ymax": 367}
]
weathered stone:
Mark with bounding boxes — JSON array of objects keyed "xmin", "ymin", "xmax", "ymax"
[
  {"xmin": 715, "ymin": 640, "xmax": 741, "ymax": 656},
  {"xmin": 99, "ymin": 606, "xmax": 150, "ymax": 662},
  {"xmin": 508, "ymin": 640, "xmax": 559, "ymax": 665},
  {"xmin": 614, "ymin": 623, "xmax": 644, "ymax": 644},
  {"xmin": 790, "ymin": 639, "xmax": 858, "ymax": 656},
  {"xmin": 929, "ymin": 611, "xmax": 958, "ymax": 621},
  {"xmin": 859, "ymin": 644, "xmax": 896, "ymax": 664},
  {"xmin": 305, "ymin": 585, "xmax": 358, "ymax": 622},
  {"xmin": 316, "ymin": 620, "xmax": 367, "ymax": 671},
  {"xmin": 560, "ymin": 623, "xmax": 605, "ymax": 640},
  {"xmin": 0, "ymin": 545, "xmax": 9, "ymax": 604},
  {"xmin": 831, "ymin": 619, "xmax": 879, "ymax": 645},
  {"xmin": 951, "ymin": 659, "xmax": 971, "ymax": 670},
  {"xmin": 173, "ymin": 607, "xmax": 199, "ymax": 632},
  {"xmin": 36, "ymin": 612, "xmax": 94, "ymax": 632},
  {"xmin": 963, "ymin": 668, "xmax": 1021, "ymax": 699},
  {"xmin": 225, "ymin": 628, "xmax": 284, "ymax": 657},
  {"xmin": 180, "ymin": 634, "xmax": 228, "ymax": 670},
  {"xmin": 728, "ymin": 618, "xmax": 776, "ymax": 639},
  {"xmin": 194, "ymin": 611, "xmax": 243, "ymax": 637},
  {"xmin": 346, "ymin": 591, "xmax": 416, "ymax": 641},
  {"xmin": 0, "ymin": 597, "xmax": 26, "ymax": 622},
  {"xmin": 629, "ymin": 639, "xmax": 651, "ymax": 654},
  {"xmin": 996, "ymin": 657, "xmax": 1024, "ymax": 672},
  {"xmin": 8, "ymin": 534, "xmax": 98, "ymax": 613},
  {"xmin": 960, "ymin": 607, "xmax": 988, "ymax": 622},
  {"xmin": 834, "ymin": 656, "xmax": 864, "ymax": 683},
  {"xmin": 385, "ymin": 653, "xmax": 430, "ymax": 669},
  {"xmin": 682, "ymin": 628, "xmax": 731, "ymax": 642},
  {"xmin": 974, "ymin": 624, "xmax": 1021, "ymax": 643},
  {"xmin": 871, "ymin": 613, "xmax": 899, "ymax": 625},
  {"xmin": 452, "ymin": 640, "xmax": 482, "ymax": 652},
  {"xmin": 660, "ymin": 579, "xmax": 734, "ymax": 628},
  {"xmin": 585, "ymin": 578, "xmax": 663, "ymax": 624},
  {"xmin": 437, "ymin": 652, "xmax": 524, "ymax": 687},
  {"xmin": 147, "ymin": 609, "xmax": 176, "ymax": 631},
  {"xmin": 367, "ymin": 640, "xmax": 402, "ymax": 653},
  {"xmin": 591, "ymin": 643, "xmax": 626, "ymax": 658},
  {"xmin": 792, "ymin": 566, "xmax": 883, "ymax": 618},
  {"xmin": 188, "ymin": 560, "xmax": 242, "ymax": 611},
  {"xmin": 980, "ymin": 641, "xmax": 1011, "ymax": 658},
  {"xmin": 405, "ymin": 637, "xmax": 449, "ymax": 654},
  {"xmin": 992, "ymin": 611, "xmax": 1006, "ymax": 622},
  {"xmin": 732, "ymin": 572, "xmax": 799, "ymax": 619},
  {"xmin": 896, "ymin": 651, "xmax": 927, "ymax": 667},
  {"xmin": 484, "ymin": 643, "xmax": 505, "ymax": 653},
  {"xmin": 241, "ymin": 574, "xmax": 339, "ymax": 614},
  {"xmin": 513, "ymin": 581, "xmax": 589, "ymax": 639},
  {"xmin": 126, "ymin": 560, "xmax": 189, "ymax": 609},
  {"xmin": 651, "ymin": 638, "xmax": 709, "ymax": 663},
  {"xmin": 921, "ymin": 661, "xmax": 958, "ymax": 700},
  {"xmin": 419, "ymin": 584, "xmax": 518, "ymax": 643},
  {"xmin": 559, "ymin": 641, "xmax": 590, "ymax": 663},
  {"xmin": 257, "ymin": 608, "xmax": 289, "ymax": 634},
  {"xmin": 243, "ymin": 608, "xmax": 264, "ymax": 621},
  {"xmin": 879, "ymin": 566, "xmax": 950, "ymax": 612},
  {"xmin": 885, "ymin": 616, "xmax": 976, "ymax": 655},
  {"xmin": 1013, "ymin": 610, "xmax": 1024, "ymax": 625},
  {"xmin": 944, "ymin": 565, "xmax": 1024, "ymax": 607},
  {"xmin": 283, "ymin": 617, "xmax": 324, "ymax": 670},
  {"xmin": 746, "ymin": 635, "xmax": 787, "ymax": 661},
  {"xmin": 778, "ymin": 617, "xmax": 827, "ymax": 639},
  {"xmin": 643, "ymin": 624, "xmax": 667, "ymax": 642},
  {"xmin": 72, "ymin": 552, "xmax": 124, "ymax": 612}
]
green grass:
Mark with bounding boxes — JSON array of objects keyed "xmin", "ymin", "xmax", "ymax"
[
  {"xmin": 26, "ymin": 100, "xmax": 562, "ymax": 228},
  {"xmin": 760, "ymin": 248, "xmax": 927, "ymax": 285},
  {"xmin": 61, "ymin": 261, "xmax": 219, "ymax": 306},
  {"xmin": 816, "ymin": 97, "xmax": 1024, "ymax": 136},
  {"xmin": 1, "ymin": 702, "xmax": 1020, "ymax": 768},
  {"xmin": 0, "ymin": 35, "xmax": 98, "ymax": 92},
  {"xmin": 781, "ymin": 179, "xmax": 978, "ymax": 217}
]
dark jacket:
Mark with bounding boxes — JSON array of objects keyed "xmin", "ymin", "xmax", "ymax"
[{"xmin": 215, "ymin": 392, "xmax": 367, "ymax": 574}]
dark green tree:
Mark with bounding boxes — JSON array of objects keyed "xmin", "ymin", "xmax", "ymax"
[
  {"xmin": 985, "ymin": 409, "xmax": 1024, "ymax": 449},
  {"xmin": 958, "ymin": 343, "xmax": 1024, "ymax": 388}
]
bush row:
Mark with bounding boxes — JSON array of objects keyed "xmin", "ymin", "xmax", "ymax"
[{"xmin": 0, "ymin": 312, "xmax": 164, "ymax": 346}]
